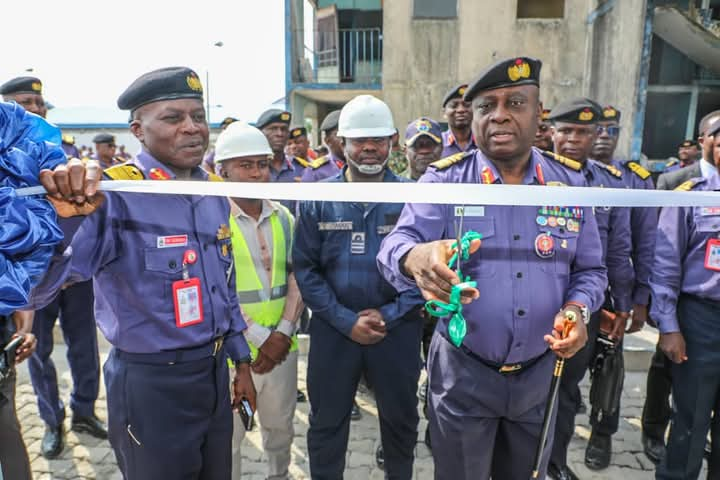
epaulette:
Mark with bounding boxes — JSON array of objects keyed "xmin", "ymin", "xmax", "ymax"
[
  {"xmin": 666, "ymin": 159, "xmax": 679, "ymax": 167},
  {"xmin": 541, "ymin": 150, "xmax": 581, "ymax": 172},
  {"xmin": 104, "ymin": 163, "xmax": 145, "ymax": 180},
  {"xmin": 626, "ymin": 161, "xmax": 651, "ymax": 180},
  {"xmin": 674, "ymin": 177, "xmax": 705, "ymax": 192},
  {"xmin": 310, "ymin": 156, "xmax": 329, "ymax": 169},
  {"xmin": 295, "ymin": 157, "xmax": 311, "ymax": 168},
  {"xmin": 430, "ymin": 152, "xmax": 469, "ymax": 170},
  {"xmin": 208, "ymin": 172, "xmax": 223, "ymax": 182},
  {"xmin": 595, "ymin": 161, "xmax": 622, "ymax": 178}
]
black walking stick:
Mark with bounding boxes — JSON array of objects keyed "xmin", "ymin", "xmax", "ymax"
[{"xmin": 531, "ymin": 311, "xmax": 577, "ymax": 479}]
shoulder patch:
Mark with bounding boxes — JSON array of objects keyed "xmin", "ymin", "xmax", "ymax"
[
  {"xmin": 626, "ymin": 161, "xmax": 651, "ymax": 180},
  {"xmin": 310, "ymin": 156, "xmax": 329, "ymax": 169},
  {"xmin": 595, "ymin": 161, "xmax": 623, "ymax": 178},
  {"xmin": 541, "ymin": 150, "xmax": 582, "ymax": 172},
  {"xmin": 104, "ymin": 163, "xmax": 145, "ymax": 180},
  {"xmin": 208, "ymin": 172, "xmax": 223, "ymax": 182},
  {"xmin": 294, "ymin": 157, "xmax": 310, "ymax": 168},
  {"xmin": 430, "ymin": 152, "xmax": 469, "ymax": 170},
  {"xmin": 675, "ymin": 177, "xmax": 704, "ymax": 191},
  {"xmin": 666, "ymin": 159, "xmax": 679, "ymax": 167}
]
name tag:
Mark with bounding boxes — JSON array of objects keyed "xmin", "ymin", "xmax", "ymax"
[
  {"xmin": 701, "ymin": 207, "xmax": 720, "ymax": 216},
  {"xmin": 454, "ymin": 206, "xmax": 485, "ymax": 217},
  {"xmin": 318, "ymin": 221, "xmax": 353, "ymax": 231},
  {"xmin": 377, "ymin": 225, "xmax": 395, "ymax": 235},
  {"xmin": 157, "ymin": 234, "xmax": 188, "ymax": 248}
]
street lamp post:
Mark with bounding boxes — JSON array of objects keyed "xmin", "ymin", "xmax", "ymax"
[{"xmin": 207, "ymin": 41, "xmax": 224, "ymax": 124}]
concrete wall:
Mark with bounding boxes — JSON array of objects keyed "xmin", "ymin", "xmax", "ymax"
[{"xmin": 382, "ymin": 0, "xmax": 646, "ymax": 159}]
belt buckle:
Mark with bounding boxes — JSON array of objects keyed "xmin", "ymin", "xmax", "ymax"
[
  {"xmin": 212, "ymin": 338, "xmax": 224, "ymax": 357},
  {"xmin": 499, "ymin": 363, "xmax": 521, "ymax": 374}
]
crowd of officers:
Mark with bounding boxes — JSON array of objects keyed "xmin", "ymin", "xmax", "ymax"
[{"xmin": 0, "ymin": 54, "xmax": 718, "ymax": 480}]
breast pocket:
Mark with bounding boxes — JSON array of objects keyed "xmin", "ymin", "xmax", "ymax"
[
  {"xmin": 695, "ymin": 214, "xmax": 720, "ymax": 234},
  {"xmin": 143, "ymin": 247, "xmax": 186, "ymax": 298},
  {"xmin": 538, "ymin": 228, "xmax": 578, "ymax": 276},
  {"xmin": 459, "ymin": 217, "xmax": 497, "ymax": 278}
]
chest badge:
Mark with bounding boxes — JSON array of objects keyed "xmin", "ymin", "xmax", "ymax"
[{"xmin": 535, "ymin": 233, "xmax": 555, "ymax": 259}]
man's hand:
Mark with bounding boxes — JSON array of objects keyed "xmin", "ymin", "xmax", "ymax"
[
  {"xmin": 232, "ymin": 363, "xmax": 257, "ymax": 412},
  {"xmin": 544, "ymin": 306, "xmax": 588, "ymax": 359},
  {"xmin": 402, "ymin": 239, "xmax": 481, "ymax": 303},
  {"xmin": 258, "ymin": 332, "xmax": 292, "ymax": 365},
  {"xmin": 659, "ymin": 332, "xmax": 687, "ymax": 364},
  {"xmin": 40, "ymin": 158, "xmax": 104, "ymax": 217},
  {"xmin": 610, "ymin": 311, "xmax": 630, "ymax": 342},
  {"xmin": 252, "ymin": 350, "xmax": 277, "ymax": 375},
  {"xmin": 626, "ymin": 304, "xmax": 648, "ymax": 334},
  {"xmin": 12, "ymin": 333, "xmax": 36, "ymax": 364},
  {"xmin": 350, "ymin": 310, "xmax": 387, "ymax": 345}
]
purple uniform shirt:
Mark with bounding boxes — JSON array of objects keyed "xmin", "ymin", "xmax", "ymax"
[
  {"xmin": 29, "ymin": 150, "xmax": 250, "ymax": 360},
  {"xmin": 301, "ymin": 152, "xmax": 342, "ymax": 182},
  {"xmin": 613, "ymin": 160, "xmax": 658, "ymax": 306},
  {"xmin": 441, "ymin": 130, "xmax": 477, "ymax": 158},
  {"xmin": 581, "ymin": 159, "xmax": 634, "ymax": 312},
  {"xmin": 377, "ymin": 148, "xmax": 607, "ymax": 364},
  {"xmin": 61, "ymin": 143, "xmax": 80, "ymax": 159},
  {"xmin": 270, "ymin": 154, "xmax": 307, "ymax": 183},
  {"xmin": 650, "ymin": 175, "xmax": 720, "ymax": 333}
]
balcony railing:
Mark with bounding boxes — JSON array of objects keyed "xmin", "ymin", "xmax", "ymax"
[{"xmin": 295, "ymin": 28, "xmax": 383, "ymax": 85}]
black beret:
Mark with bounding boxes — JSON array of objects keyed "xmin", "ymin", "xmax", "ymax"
[
  {"xmin": 117, "ymin": 67, "xmax": 204, "ymax": 111},
  {"xmin": 548, "ymin": 97, "xmax": 602, "ymax": 124},
  {"xmin": 464, "ymin": 57, "xmax": 542, "ymax": 102},
  {"xmin": 601, "ymin": 105, "xmax": 621, "ymax": 122},
  {"xmin": 289, "ymin": 126, "xmax": 307, "ymax": 138},
  {"xmin": 256, "ymin": 109, "xmax": 291, "ymax": 129},
  {"xmin": 93, "ymin": 133, "xmax": 115, "ymax": 144},
  {"xmin": 442, "ymin": 84, "xmax": 468, "ymax": 107},
  {"xmin": 0, "ymin": 76, "xmax": 43, "ymax": 95},
  {"xmin": 679, "ymin": 139, "xmax": 699, "ymax": 148},
  {"xmin": 320, "ymin": 110, "xmax": 341, "ymax": 132}
]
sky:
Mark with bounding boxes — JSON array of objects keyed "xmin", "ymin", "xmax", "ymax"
[{"xmin": 0, "ymin": 0, "xmax": 287, "ymax": 123}]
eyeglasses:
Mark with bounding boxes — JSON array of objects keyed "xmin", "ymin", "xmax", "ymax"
[{"xmin": 597, "ymin": 125, "xmax": 620, "ymax": 137}]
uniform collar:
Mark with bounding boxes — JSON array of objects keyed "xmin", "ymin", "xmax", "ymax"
[
  {"xmin": 135, "ymin": 149, "xmax": 208, "ymax": 180},
  {"xmin": 444, "ymin": 129, "xmax": 476, "ymax": 149},
  {"xmin": 337, "ymin": 165, "xmax": 398, "ymax": 183},
  {"xmin": 271, "ymin": 154, "xmax": 295, "ymax": 174},
  {"xmin": 476, "ymin": 149, "xmax": 545, "ymax": 185}
]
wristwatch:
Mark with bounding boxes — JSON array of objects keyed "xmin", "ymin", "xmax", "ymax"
[{"xmin": 563, "ymin": 302, "xmax": 589, "ymax": 325}]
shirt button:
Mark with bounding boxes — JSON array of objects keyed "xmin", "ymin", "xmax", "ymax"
[
  {"xmin": 516, "ymin": 272, "xmax": 523, "ymax": 278},
  {"xmin": 517, "ymin": 309, "xmax": 526, "ymax": 316},
  {"xmin": 211, "ymin": 286, "xmax": 217, "ymax": 294},
  {"xmin": 513, "ymin": 234, "xmax": 520, "ymax": 240},
  {"xmin": 169, "ymin": 260, "xmax": 177, "ymax": 269}
]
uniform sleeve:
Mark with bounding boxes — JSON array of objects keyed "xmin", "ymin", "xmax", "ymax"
[
  {"xmin": 606, "ymin": 206, "xmax": 634, "ymax": 312},
  {"xmin": 292, "ymin": 200, "xmax": 358, "ymax": 337},
  {"xmin": 377, "ymin": 170, "xmax": 449, "ymax": 292},
  {"xmin": 649, "ymin": 207, "xmax": 688, "ymax": 334},
  {"xmin": 564, "ymin": 206, "xmax": 608, "ymax": 312},
  {"xmin": 28, "ymin": 195, "xmax": 121, "ymax": 309},
  {"xmin": 656, "ymin": 173, "xmax": 670, "ymax": 191},
  {"xmin": 377, "ymin": 288, "xmax": 424, "ymax": 329},
  {"xmin": 224, "ymin": 271, "xmax": 251, "ymax": 361}
]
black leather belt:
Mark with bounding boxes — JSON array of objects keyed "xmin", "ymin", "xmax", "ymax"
[
  {"xmin": 115, "ymin": 337, "xmax": 225, "ymax": 365},
  {"xmin": 440, "ymin": 331, "xmax": 549, "ymax": 375}
]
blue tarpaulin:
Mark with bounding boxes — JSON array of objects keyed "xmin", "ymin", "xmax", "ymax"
[{"xmin": 0, "ymin": 102, "xmax": 65, "ymax": 314}]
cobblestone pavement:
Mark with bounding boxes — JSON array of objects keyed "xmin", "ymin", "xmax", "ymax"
[{"xmin": 13, "ymin": 336, "xmax": 707, "ymax": 479}]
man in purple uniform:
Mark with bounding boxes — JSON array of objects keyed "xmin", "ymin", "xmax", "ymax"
[
  {"xmin": 652, "ymin": 120, "xmax": 720, "ymax": 479},
  {"xmin": 441, "ymin": 84, "xmax": 476, "ymax": 157},
  {"xmin": 377, "ymin": 57, "xmax": 607, "ymax": 480},
  {"xmin": 30, "ymin": 66, "xmax": 256, "ymax": 480},
  {"xmin": 302, "ymin": 109, "xmax": 345, "ymax": 182}
]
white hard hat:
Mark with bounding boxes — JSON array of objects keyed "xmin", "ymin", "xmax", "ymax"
[
  {"xmin": 214, "ymin": 122, "xmax": 272, "ymax": 163},
  {"xmin": 337, "ymin": 95, "xmax": 395, "ymax": 138}
]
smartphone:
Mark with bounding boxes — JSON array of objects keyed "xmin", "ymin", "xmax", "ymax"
[
  {"xmin": 238, "ymin": 398, "xmax": 254, "ymax": 431},
  {"xmin": 3, "ymin": 335, "xmax": 24, "ymax": 367}
]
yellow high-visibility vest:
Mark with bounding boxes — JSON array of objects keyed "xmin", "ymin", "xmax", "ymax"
[{"xmin": 229, "ymin": 205, "xmax": 297, "ymax": 359}]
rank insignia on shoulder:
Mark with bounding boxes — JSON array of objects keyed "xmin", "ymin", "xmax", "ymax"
[
  {"xmin": 596, "ymin": 161, "xmax": 622, "ymax": 178},
  {"xmin": 675, "ymin": 177, "xmax": 705, "ymax": 191},
  {"xmin": 430, "ymin": 152, "xmax": 469, "ymax": 170},
  {"xmin": 216, "ymin": 224, "xmax": 231, "ymax": 240},
  {"xmin": 104, "ymin": 163, "xmax": 145, "ymax": 180},
  {"xmin": 295, "ymin": 157, "xmax": 311, "ymax": 168},
  {"xmin": 541, "ymin": 150, "xmax": 581, "ymax": 172},
  {"xmin": 626, "ymin": 161, "xmax": 651, "ymax": 180},
  {"xmin": 208, "ymin": 172, "xmax": 224, "ymax": 182},
  {"xmin": 310, "ymin": 156, "xmax": 329, "ymax": 169},
  {"xmin": 666, "ymin": 159, "xmax": 679, "ymax": 167},
  {"xmin": 149, "ymin": 167, "xmax": 171, "ymax": 180}
]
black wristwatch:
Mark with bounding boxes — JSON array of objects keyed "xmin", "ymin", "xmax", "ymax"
[{"xmin": 234, "ymin": 355, "xmax": 252, "ymax": 365}]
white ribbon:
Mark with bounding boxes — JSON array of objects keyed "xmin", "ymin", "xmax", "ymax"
[{"xmin": 15, "ymin": 180, "xmax": 720, "ymax": 207}]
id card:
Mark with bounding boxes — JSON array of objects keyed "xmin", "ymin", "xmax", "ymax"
[
  {"xmin": 704, "ymin": 238, "xmax": 720, "ymax": 272},
  {"xmin": 172, "ymin": 277, "xmax": 204, "ymax": 327}
]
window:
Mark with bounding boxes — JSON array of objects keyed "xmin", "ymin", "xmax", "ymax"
[
  {"xmin": 517, "ymin": 0, "xmax": 565, "ymax": 19},
  {"xmin": 413, "ymin": 0, "xmax": 457, "ymax": 19}
]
